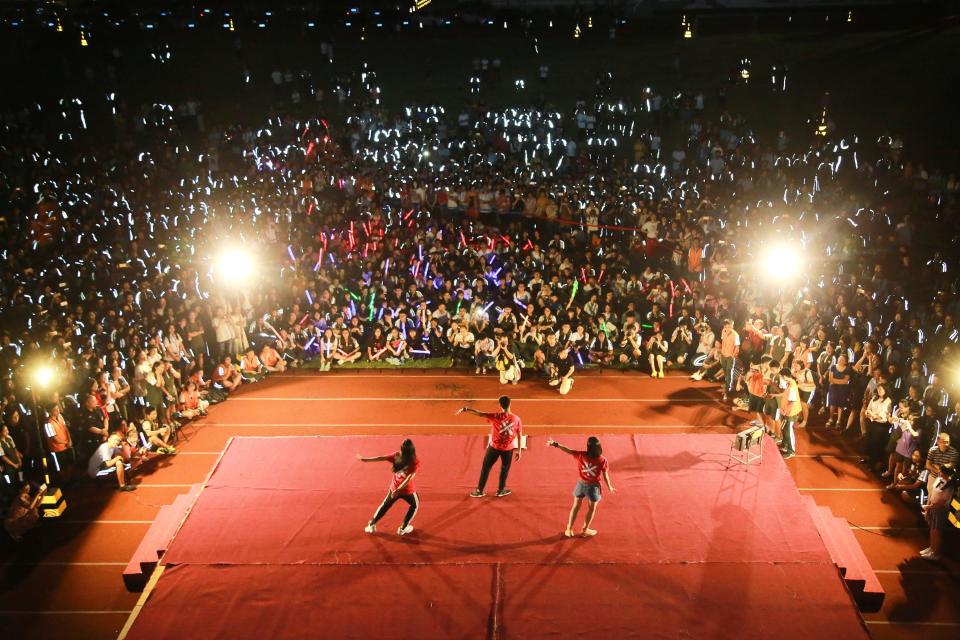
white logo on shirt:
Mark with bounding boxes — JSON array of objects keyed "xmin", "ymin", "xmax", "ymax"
[
  {"xmin": 498, "ymin": 419, "xmax": 514, "ymax": 435},
  {"xmin": 581, "ymin": 462, "xmax": 598, "ymax": 478}
]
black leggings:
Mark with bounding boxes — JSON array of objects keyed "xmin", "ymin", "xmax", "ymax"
[
  {"xmin": 371, "ymin": 491, "xmax": 419, "ymax": 527},
  {"xmin": 477, "ymin": 446, "xmax": 513, "ymax": 492}
]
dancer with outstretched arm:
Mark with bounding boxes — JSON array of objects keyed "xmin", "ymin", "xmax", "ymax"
[
  {"xmin": 356, "ymin": 438, "xmax": 420, "ymax": 536},
  {"xmin": 458, "ymin": 395, "xmax": 523, "ymax": 498},
  {"xmin": 545, "ymin": 436, "xmax": 615, "ymax": 537}
]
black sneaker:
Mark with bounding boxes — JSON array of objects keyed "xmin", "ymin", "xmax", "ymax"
[
  {"xmin": 118, "ymin": 484, "xmax": 136, "ymax": 492},
  {"xmin": 469, "ymin": 490, "xmax": 484, "ymax": 498},
  {"xmin": 496, "ymin": 489, "xmax": 512, "ymax": 497}
]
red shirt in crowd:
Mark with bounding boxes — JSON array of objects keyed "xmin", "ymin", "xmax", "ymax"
[
  {"xmin": 574, "ymin": 452, "xmax": 609, "ymax": 485},
  {"xmin": 484, "ymin": 411, "xmax": 523, "ymax": 451},
  {"xmin": 385, "ymin": 452, "xmax": 420, "ymax": 495}
]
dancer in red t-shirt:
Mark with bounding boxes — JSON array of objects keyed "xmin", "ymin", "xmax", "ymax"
[
  {"xmin": 546, "ymin": 436, "xmax": 616, "ymax": 537},
  {"xmin": 458, "ymin": 395, "xmax": 522, "ymax": 498},
  {"xmin": 356, "ymin": 438, "xmax": 420, "ymax": 536}
]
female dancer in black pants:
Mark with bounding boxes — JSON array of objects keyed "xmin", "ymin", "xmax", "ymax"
[
  {"xmin": 458, "ymin": 395, "xmax": 523, "ymax": 498},
  {"xmin": 357, "ymin": 438, "xmax": 420, "ymax": 536}
]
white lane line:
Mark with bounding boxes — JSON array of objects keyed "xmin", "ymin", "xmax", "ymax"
[
  {"xmin": 56, "ymin": 520, "xmax": 152, "ymax": 525},
  {"xmin": 865, "ymin": 621, "xmax": 960, "ymax": 626},
  {"xmin": 797, "ymin": 487, "xmax": 885, "ymax": 492},
  {"xmin": 874, "ymin": 568, "xmax": 950, "ymax": 575},
  {"xmin": 229, "ymin": 397, "xmax": 711, "ymax": 403},
  {"xmin": 277, "ymin": 373, "xmax": 695, "ymax": 380},
  {"xmin": 174, "ymin": 451, "xmax": 221, "ymax": 455},
  {"xmin": 199, "ymin": 423, "xmax": 727, "ymax": 429},
  {"xmin": 1, "ymin": 562, "xmax": 127, "ymax": 567},
  {"xmin": 135, "ymin": 484, "xmax": 195, "ymax": 488},
  {"xmin": 0, "ymin": 610, "xmax": 132, "ymax": 615},
  {"xmin": 793, "ymin": 454, "xmax": 861, "ymax": 459}
]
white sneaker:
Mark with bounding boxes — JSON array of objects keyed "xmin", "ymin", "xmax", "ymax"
[
  {"xmin": 919, "ymin": 547, "xmax": 932, "ymax": 555},
  {"xmin": 921, "ymin": 552, "xmax": 941, "ymax": 561},
  {"xmin": 364, "ymin": 524, "xmax": 376, "ymax": 534},
  {"xmin": 398, "ymin": 525, "xmax": 414, "ymax": 536}
]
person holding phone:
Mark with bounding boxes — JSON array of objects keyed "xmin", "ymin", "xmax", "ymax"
[
  {"xmin": 357, "ymin": 439, "xmax": 420, "ymax": 536},
  {"xmin": 545, "ymin": 437, "xmax": 615, "ymax": 537},
  {"xmin": 459, "ymin": 396, "xmax": 523, "ymax": 498},
  {"xmin": 4, "ymin": 482, "xmax": 47, "ymax": 541}
]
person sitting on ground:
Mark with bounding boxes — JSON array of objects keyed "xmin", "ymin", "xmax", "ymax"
[
  {"xmin": 545, "ymin": 436, "xmax": 615, "ymax": 537},
  {"xmin": 385, "ymin": 327, "xmax": 409, "ymax": 365},
  {"xmin": 4, "ymin": 482, "xmax": 47, "ymax": 540},
  {"xmin": 618, "ymin": 326, "xmax": 642, "ymax": 367},
  {"xmin": 588, "ymin": 331, "xmax": 614, "ymax": 367},
  {"xmin": 260, "ymin": 342, "xmax": 287, "ymax": 373},
  {"xmin": 178, "ymin": 380, "xmax": 209, "ymax": 420},
  {"xmin": 240, "ymin": 349, "xmax": 268, "ymax": 382},
  {"xmin": 888, "ymin": 449, "xmax": 925, "ymax": 503},
  {"xmin": 646, "ymin": 330, "xmax": 669, "ymax": 378},
  {"xmin": 87, "ymin": 433, "xmax": 135, "ymax": 491},
  {"xmin": 334, "ymin": 329, "xmax": 362, "ymax": 365},
  {"xmin": 366, "ymin": 327, "xmax": 389, "ymax": 362},
  {"xmin": 141, "ymin": 407, "xmax": 176, "ymax": 455},
  {"xmin": 474, "ymin": 334, "xmax": 496, "ymax": 375},
  {"xmin": 493, "ymin": 336, "xmax": 521, "ymax": 385},
  {"xmin": 213, "ymin": 355, "xmax": 243, "ymax": 392}
]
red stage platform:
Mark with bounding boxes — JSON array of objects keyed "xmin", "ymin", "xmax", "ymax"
[{"xmin": 120, "ymin": 434, "xmax": 871, "ymax": 639}]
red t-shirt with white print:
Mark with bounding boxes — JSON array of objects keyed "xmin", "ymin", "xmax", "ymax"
[
  {"xmin": 574, "ymin": 452, "xmax": 609, "ymax": 485},
  {"xmin": 385, "ymin": 452, "xmax": 421, "ymax": 495},
  {"xmin": 485, "ymin": 412, "xmax": 523, "ymax": 451}
]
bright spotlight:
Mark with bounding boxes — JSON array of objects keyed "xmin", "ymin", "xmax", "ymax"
[
  {"xmin": 762, "ymin": 244, "xmax": 803, "ymax": 281},
  {"xmin": 32, "ymin": 365, "xmax": 55, "ymax": 389},
  {"xmin": 215, "ymin": 248, "xmax": 255, "ymax": 286}
]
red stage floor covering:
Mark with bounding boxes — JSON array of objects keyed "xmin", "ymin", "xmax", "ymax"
[{"xmin": 122, "ymin": 434, "xmax": 870, "ymax": 639}]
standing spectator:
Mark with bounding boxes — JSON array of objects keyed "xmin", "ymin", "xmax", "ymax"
[
  {"xmin": 920, "ymin": 465, "xmax": 956, "ymax": 561},
  {"xmin": 719, "ymin": 319, "xmax": 740, "ymax": 401},
  {"xmin": 44, "ymin": 405, "xmax": 74, "ymax": 481}
]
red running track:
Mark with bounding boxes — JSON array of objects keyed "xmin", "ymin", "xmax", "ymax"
[{"xmin": 123, "ymin": 434, "xmax": 869, "ymax": 640}]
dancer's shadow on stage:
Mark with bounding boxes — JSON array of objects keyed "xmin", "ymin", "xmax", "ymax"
[
  {"xmin": 612, "ymin": 449, "xmax": 724, "ymax": 473},
  {"xmin": 378, "ymin": 528, "xmax": 568, "ymax": 554}
]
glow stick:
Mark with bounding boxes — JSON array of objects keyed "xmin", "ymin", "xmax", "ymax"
[{"xmin": 314, "ymin": 248, "xmax": 324, "ymax": 272}]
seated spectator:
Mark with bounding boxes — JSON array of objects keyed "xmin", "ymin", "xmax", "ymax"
[
  {"xmin": 385, "ymin": 327, "xmax": 409, "ymax": 365},
  {"xmin": 140, "ymin": 407, "xmax": 176, "ymax": 455},
  {"xmin": 366, "ymin": 327, "xmax": 389, "ymax": 362},
  {"xmin": 88, "ymin": 433, "xmax": 135, "ymax": 491},
  {"xmin": 179, "ymin": 380, "xmax": 209, "ymax": 419},
  {"xmin": 213, "ymin": 356, "xmax": 243, "ymax": 392},
  {"xmin": 474, "ymin": 334, "xmax": 496, "ymax": 374},
  {"xmin": 646, "ymin": 330, "xmax": 669, "ymax": 378},
  {"xmin": 260, "ymin": 343, "xmax": 288, "ymax": 373},
  {"xmin": 240, "ymin": 349, "xmax": 268, "ymax": 382},
  {"xmin": 888, "ymin": 449, "xmax": 925, "ymax": 503},
  {"xmin": 4, "ymin": 482, "xmax": 47, "ymax": 540},
  {"xmin": 493, "ymin": 336, "xmax": 521, "ymax": 385},
  {"xmin": 333, "ymin": 329, "xmax": 362, "ymax": 365},
  {"xmin": 588, "ymin": 331, "xmax": 615, "ymax": 367}
]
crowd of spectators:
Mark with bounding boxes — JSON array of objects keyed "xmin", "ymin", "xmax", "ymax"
[{"xmin": 2, "ymin": 43, "xmax": 960, "ymax": 546}]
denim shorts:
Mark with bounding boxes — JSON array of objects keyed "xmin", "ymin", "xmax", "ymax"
[{"xmin": 573, "ymin": 480, "xmax": 602, "ymax": 502}]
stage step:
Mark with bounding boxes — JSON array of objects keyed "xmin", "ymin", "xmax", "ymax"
[
  {"xmin": 122, "ymin": 484, "xmax": 202, "ymax": 592},
  {"xmin": 801, "ymin": 496, "xmax": 885, "ymax": 613}
]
